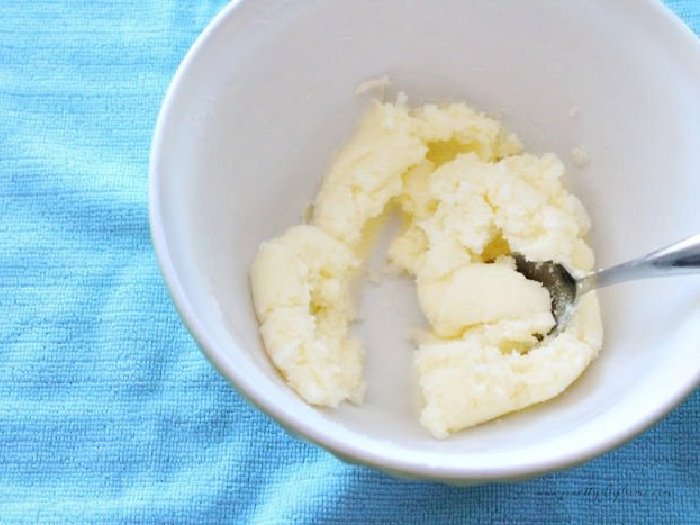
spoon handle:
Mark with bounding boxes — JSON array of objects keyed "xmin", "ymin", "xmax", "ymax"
[{"xmin": 579, "ymin": 233, "xmax": 700, "ymax": 294}]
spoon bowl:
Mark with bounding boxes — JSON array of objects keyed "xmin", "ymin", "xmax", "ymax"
[
  {"xmin": 513, "ymin": 254, "xmax": 578, "ymax": 335},
  {"xmin": 513, "ymin": 233, "xmax": 700, "ymax": 334}
]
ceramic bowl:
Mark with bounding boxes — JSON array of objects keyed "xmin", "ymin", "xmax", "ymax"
[{"xmin": 150, "ymin": 0, "xmax": 700, "ymax": 482}]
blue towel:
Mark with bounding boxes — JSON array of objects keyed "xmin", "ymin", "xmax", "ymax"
[{"xmin": 1, "ymin": 1, "xmax": 698, "ymax": 523}]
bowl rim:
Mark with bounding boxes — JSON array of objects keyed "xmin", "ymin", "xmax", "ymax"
[{"xmin": 149, "ymin": 0, "xmax": 700, "ymax": 481}]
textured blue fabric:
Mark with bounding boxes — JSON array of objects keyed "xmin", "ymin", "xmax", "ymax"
[{"xmin": 1, "ymin": 1, "xmax": 698, "ymax": 523}]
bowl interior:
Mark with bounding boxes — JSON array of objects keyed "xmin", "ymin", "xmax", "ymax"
[{"xmin": 152, "ymin": 0, "xmax": 700, "ymax": 478}]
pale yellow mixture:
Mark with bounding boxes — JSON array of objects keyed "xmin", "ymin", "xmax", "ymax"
[{"xmin": 249, "ymin": 99, "xmax": 602, "ymax": 438}]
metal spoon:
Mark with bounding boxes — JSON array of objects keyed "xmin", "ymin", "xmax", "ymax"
[{"xmin": 513, "ymin": 233, "xmax": 700, "ymax": 335}]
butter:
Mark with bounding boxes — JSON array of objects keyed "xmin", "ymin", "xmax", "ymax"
[
  {"xmin": 312, "ymin": 103, "xmax": 427, "ymax": 247},
  {"xmin": 417, "ymin": 262, "xmax": 554, "ymax": 338},
  {"xmin": 250, "ymin": 225, "xmax": 365, "ymax": 407},
  {"xmin": 249, "ymin": 99, "xmax": 602, "ymax": 436},
  {"xmin": 415, "ymin": 293, "xmax": 602, "ymax": 438}
]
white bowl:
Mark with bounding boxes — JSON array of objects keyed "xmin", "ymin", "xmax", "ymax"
[{"xmin": 150, "ymin": 0, "xmax": 700, "ymax": 482}]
